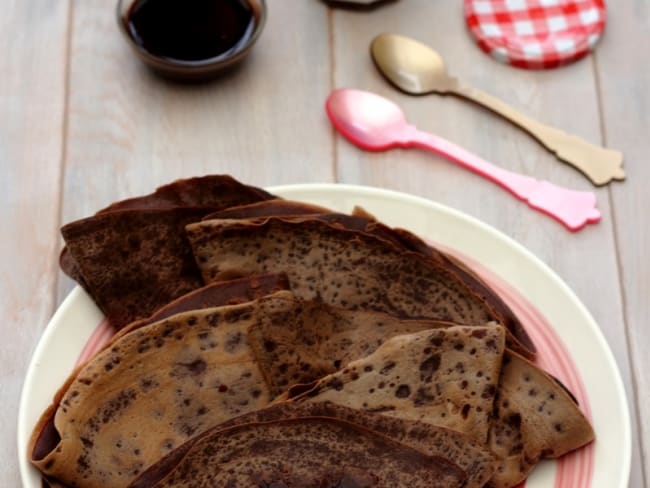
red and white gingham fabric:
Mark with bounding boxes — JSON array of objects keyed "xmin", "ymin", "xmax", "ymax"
[{"xmin": 464, "ymin": 0, "xmax": 606, "ymax": 69}]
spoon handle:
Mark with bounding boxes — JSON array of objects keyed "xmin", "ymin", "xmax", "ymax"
[
  {"xmin": 449, "ymin": 83, "xmax": 624, "ymax": 187},
  {"xmin": 405, "ymin": 127, "xmax": 601, "ymax": 231}
]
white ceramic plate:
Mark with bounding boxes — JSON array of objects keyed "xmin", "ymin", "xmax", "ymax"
[{"xmin": 18, "ymin": 184, "xmax": 630, "ymax": 487}]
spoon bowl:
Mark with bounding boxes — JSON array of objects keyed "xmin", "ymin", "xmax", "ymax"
[
  {"xmin": 371, "ymin": 34, "xmax": 458, "ymax": 95},
  {"xmin": 326, "ymin": 89, "xmax": 412, "ymax": 151}
]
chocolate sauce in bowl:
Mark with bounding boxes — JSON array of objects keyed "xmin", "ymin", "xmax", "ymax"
[{"xmin": 126, "ymin": 0, "xmax": 257, "ymax": 63}]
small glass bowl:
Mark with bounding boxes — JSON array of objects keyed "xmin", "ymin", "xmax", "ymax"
[{"xmin": 116, "ymin": 0, "xmax": 267, "ymax": 81}]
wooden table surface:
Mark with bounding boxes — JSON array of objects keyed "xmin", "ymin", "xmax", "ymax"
[{"xmin": 2, "ymin": 1, "xmax": 647, "ymax": 486}]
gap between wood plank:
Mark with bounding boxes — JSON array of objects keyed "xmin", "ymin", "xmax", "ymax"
[
  {"xmin": 327, "ymin": 6, "xmax": 339, "ymax": 184},
  {"xmin": 592, "ymin": 50, "xmax": 649, "ymax": 487},
  {"xmin": 53, "ymin": 0, "xmax": 75, "ymax": 309}
]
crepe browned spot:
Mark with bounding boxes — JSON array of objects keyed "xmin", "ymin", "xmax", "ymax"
[
  {"xmin": 486, "ymin": 351, "xmax": 595, "ymax": 488},
  {"xmin": 60, "ymin": 175, "xmax": 276, "ymax": 288},
  {"xmin": 247, "ymin": 293, "xmax": 454, "ymax": 398},
  {"xmin": 186, "ymin": 217, "xmax": 522, "ymax": 350},
  {"xmin": 61, "ymin": 208, "xmax": 215, "ymax": 329},
  {"xmin": 29, "ymin": 298, "xmax": 286, "ymax": 488},
  {"xmin": 128, "ymin": 417, "xmax": 467, "ymax": 488},
  {"xmin": 287, "ymin": 324, "xmax": 506, "ymax": 445}
]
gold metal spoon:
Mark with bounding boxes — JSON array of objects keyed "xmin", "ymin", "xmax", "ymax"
[{"xmin": 371, "ymin": 33, "xmax": 625, "ymax": 186}]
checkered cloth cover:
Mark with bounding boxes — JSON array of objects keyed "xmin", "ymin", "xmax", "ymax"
[{"xmin": 464, "ymin": 0, "xmax": 606, "ymax": 69}]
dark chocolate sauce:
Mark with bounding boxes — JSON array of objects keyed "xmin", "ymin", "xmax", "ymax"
[{"xmin": 126, "ymin": 0, "xmax": 256, "ymax": 62}]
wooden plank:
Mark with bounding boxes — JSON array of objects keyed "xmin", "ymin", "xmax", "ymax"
[
  {"xmin": 57, "ymin": 0, "xmax": 334, "ymax": 300},
  {"xmin": 595, "ymin": 0, "xmax": 650, "ymax": 483},
  {"xmin": 331, "ymin": 1, "xmax": 643, "ymax": 485},
  {"xmin": 0, "ymin": 1, "xmax": 70, "ymax": 486}
]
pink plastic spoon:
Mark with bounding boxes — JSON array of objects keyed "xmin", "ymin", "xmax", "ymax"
[{"xmin": 326, "ymin": 88, "xmax": 601, "ymax": 231}]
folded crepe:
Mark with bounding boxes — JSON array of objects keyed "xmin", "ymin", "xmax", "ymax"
[
  {"xmin": 487, "ymin": 351, "xmax": 595, "ymax": 488},
  {"xmin": 30, "ymin": 275, "xmax": 291, "ymax": 485},
  {"xmin": 128, "ymin": 417, "xmax": 467, "ymax": 488},
  {"xmin": 286, "ymin": 324, "xmax": 506, "ymax": 445},
  {"xmin": 145, "ymin": 401, "xmax": 494, "ymax": 488},
  {"xmin": 233, "ymin": 402, "xmax": 496, "ymax": 488},
  {"xmin": 29, "ymin": 296, "xmax": 288, "ymax": 488},
  {"xmin": 247, "ymin": 293, "xmax": 455, "ymax": 398},
  {"xmin": 60, "ymin": 175, "xmax": 276, "ymax": 317},
  {"xmin": 60, "ymin": 175, "xmax": 275, "ymax": 279},
  {"xmin": 191, "ymin": 202, "xmax": 532, "ymax": 358},
  {"xmin": 186, "ymin": 216, "xmax": 534, "ymax": 357},
  {"xmin": 61, "ymin": 208, "xmax": 223, "ymax": 329}
]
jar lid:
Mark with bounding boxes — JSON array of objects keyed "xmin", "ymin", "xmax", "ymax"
[{"xmin": 464, "ymin": 0, "xmax": 606, "ymax": 69}]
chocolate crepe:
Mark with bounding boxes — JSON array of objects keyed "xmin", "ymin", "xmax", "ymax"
[
  {"xmin": 59, "ymin": 175, "xmax": 276, "ymax": 328},
  {"xmin": 61, "ymin": 208, "xmax": 216, "ymax": 329},
  {"xmin": 30, "ymin": 275, "xmax": 292, "ymax": 487},
  {"xmin": 186, "ymin": 216, "xmax": 529, "ymax": 354},
  {"xmin": 97, "ymin": 175, "xmax": 275, "ymax": 213},
  {"xmin": 29, "ymin": 297, "xmax": 282, "ymax": 487},
  {"xmin": 113, "ymin": 273, "xmax": 290, "ymax": 340},
  {"xmin": 246, "ymin": 293, "xmax": 453, "ymax": 397},
  {"xmin": 192, "ymin": 199, "xmax": 531, "ymax": 358},
  {"xmin": 286, "ymin": 324, "xmax": 507, "ymax": 445},
  {"xmin": 487, "ymin": 351, "xmax": 595, "ymax": 488},
  {"xmin": 130, "ymin": 402, "xmax": 494, "ymax": 488},
  {"xmin": 129, "ymin": 417, "xmax": 467, "ymax": 488}
]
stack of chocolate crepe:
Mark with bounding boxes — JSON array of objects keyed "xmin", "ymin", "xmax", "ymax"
[{"xmin": 30, "ymin": 176, "xmax": 594, "ymax": 488}]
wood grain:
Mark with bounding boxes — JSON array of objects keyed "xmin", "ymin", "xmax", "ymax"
[
  {"xmin": 0, "ymin": 1, "xmax": 71, "ymax": 487},
  {"xmin": 595, "ymin": 0, "xmax": 650, "ymax": 484}
]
